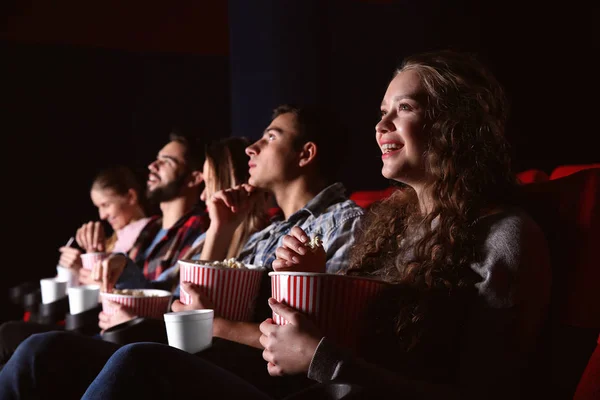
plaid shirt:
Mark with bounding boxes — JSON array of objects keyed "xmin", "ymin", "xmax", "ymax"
[
  {"xmin": 238, "ymin": 183, "xmax": 364, "ymax": 273},
  {"xmin": 128, "ymin": 206, "xmax": 209, "ymax": 280}
]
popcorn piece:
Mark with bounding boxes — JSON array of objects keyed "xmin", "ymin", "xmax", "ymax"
[{"xmin": 306, "ymin": 235, "xmax": 323, "ymax": 252}]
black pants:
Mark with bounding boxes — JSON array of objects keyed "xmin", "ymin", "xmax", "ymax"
[{"xmin": 0, "ymin": 331, "xmax": 313, "ymax": 399}]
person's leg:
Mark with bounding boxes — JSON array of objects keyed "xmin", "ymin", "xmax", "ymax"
[
  {"xmin": 82, "ymin": 342, "xmax": 274, "ymax": 400},
  {"xmin": 199, "ymin": 338, "xmax": 314, "ymax": 399},
  {"xmin": 0, "ymin": 331, "xmax": 120, "ymax": 400},
  {"xmin": 0, "ymin": 321, "xmax": 63, "ymax": 366}
]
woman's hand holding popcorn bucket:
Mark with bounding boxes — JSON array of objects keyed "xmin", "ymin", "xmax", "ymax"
[
  {"xmin": 263, "ymin": 226, "xmax": 389, "ymax": 375},
  {"xmin": 259, "ymin": 298, "xmax": 323, "ymax": 376}
]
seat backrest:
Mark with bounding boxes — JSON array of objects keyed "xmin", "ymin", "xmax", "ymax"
[
  {"xmin": 349, "ymin": 187, "xmax": 397, "ymax": 209},
  {"xmin": 573, "ymin": 334, "xmax": 600, "ymax": 400},
  {"xmin": 517, "ymin": 169, "xmax": 550, "ymax": 184},
  {"xmin": 550, "ymin": 164, "xmax": 600, "ymax": 180},
  {"xmin": 521, "ymin": 168, "xmax": 600, "ymax": 399}
]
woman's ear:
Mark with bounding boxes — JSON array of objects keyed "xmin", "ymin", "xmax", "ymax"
[
  {"xmin": 188, "ymin": 170, "xmax": 204, "ymax": 188},
  {"xmin": 298, "ymin": 142, "xmax": 318, "ymax": 168},
  {"xmin": 126, "ymin": 188, "xmax": 138, "ymax": 206}
]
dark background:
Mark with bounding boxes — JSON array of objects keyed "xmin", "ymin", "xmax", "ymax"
[{"xmin": 1, "ymin": 0, "xmax": 598, "ymax": 323}]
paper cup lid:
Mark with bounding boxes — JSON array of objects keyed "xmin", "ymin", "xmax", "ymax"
[{"xmin": 164, "ymin": 309, "xmax": 214, "ymax": 322}]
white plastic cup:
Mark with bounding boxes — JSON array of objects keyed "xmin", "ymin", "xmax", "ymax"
[
  {"xmin": 39, "ymin": 278, "xmax": 68, "ymax": 304},
  {"xmin": 56, "ymin": 266, "xmax": 79, "ymax": 288},
  {"xmin": 164, "ymin": 310, "xmax": 214, "ymax": 353},
  {"xmin": 67, "ymin": 284, "xmax": 100, "ymax": 314}
]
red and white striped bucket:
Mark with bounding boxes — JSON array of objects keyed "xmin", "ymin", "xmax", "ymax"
[
  {"xmin": 101, "ymin": 289, "xmax": 172, "ymax": 319},
  {"xmin": 81, "ymin": 252, "xmax": 107, "ymax": 271},
  {"xmin": 269, "ymin": 272, "xmax": 388, "ymax": 349},
  {"xmin": 178, "ymin": 260, "xmax": 265, "ymax": 322}
]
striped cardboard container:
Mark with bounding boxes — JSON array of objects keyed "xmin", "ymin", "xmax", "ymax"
[
  {"xmin": 178, "ymin": 260, "xmax": 265, "ymax": 322},
  {"xmin": 101, "ymin": 289, "xmax": 172, "ymax": 319},
  {"xmin": 269, "ymin": 272, "xmax": 388, "ymax": 349}
]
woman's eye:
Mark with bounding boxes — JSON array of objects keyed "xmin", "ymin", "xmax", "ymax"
[
  {"xmin": 399, "ymin": 103, "xmax": 411, "ymax": 111},
  {"xmin": 268, "ymin": 134, "xmax": 276, "ymax": 141},
  {"xmin": 380, "ymin": 109, "xmax": 387, "ymax": 118}
]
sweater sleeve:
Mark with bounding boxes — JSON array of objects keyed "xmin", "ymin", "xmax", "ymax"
[
  {"xmin": 114, "ymin": 255, "xmax": 154, "ymax": 290},
  {"xmin": 307, "ymin": 210, "xmax": 551, "ymax": 399}
]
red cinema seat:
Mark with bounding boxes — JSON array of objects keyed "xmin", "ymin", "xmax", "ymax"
[
  {"xmin": 349, "ymin": 187, "xmax": 397, "ymax": 209},
  {"xmin": 517, "ymin": 169, "xmax": 549, "ymax": 184},
  {"xmin": 521, "ymin": 168, "xmax": 600, "ymax": 399},
  {"xmin": 550, "ymin": 164, "xmax": 600, "ymax": 180},
  {"xmin": 573, "ymin": 334, "xmax": 600, "ymax": 400}
]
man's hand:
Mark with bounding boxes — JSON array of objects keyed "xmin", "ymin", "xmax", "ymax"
[
  {"xmin": 98, "ymin": 303, "xmax": 136, "ymax": 332},
  {"xmin": 92, "ymin": 254, "xmax": 127, "ymax": 293},
  {"xmin": 76, "ymin": 221, "xmax": 106, "ymax": 253},
  {"xmin": 259, "ymin": 298, "xmax": 323, "ymax": 376},
  {"xmin": 272, "ymin": 227, "xmax": 326, "ymax": 273},
  {"xmin": 171, "ymin": 282, "xmax": 217, "ymax": 315}
]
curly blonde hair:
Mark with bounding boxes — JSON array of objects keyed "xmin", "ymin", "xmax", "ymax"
[{"xmin": 348, "ymin": 50, "xmax": 519, "ymax": 352}]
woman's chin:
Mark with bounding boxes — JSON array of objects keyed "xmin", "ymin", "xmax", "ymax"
[{"xmin": 381, "ymin": 166, "xmax": 401, "ymax": 181}]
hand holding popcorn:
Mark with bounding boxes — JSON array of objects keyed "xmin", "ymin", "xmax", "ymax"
[{"xmin": 273, "ymin": 227, "xmax": 326, "ymax": 273}]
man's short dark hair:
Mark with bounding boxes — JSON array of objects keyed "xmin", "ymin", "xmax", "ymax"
[
  {"xmin": 272, "ymin": 104, "xmax": 347, "ymax": 183},
  {"xmin": 169, "ymin": 130, "xmax": 205, "ymax": 172}
]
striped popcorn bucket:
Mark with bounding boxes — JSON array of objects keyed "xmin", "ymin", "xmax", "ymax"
[
  {"xmin": 101, "ymin": 289, "xmax": 172, "ymax": 319},
  {"xmin": 269, "ymin": 272, "xmax": 389, "ymax": 349},
  {"xmin": 178, "ymin": 260, "xmax": 265, "ymax": 322},
  {"xmin": 81, "ymin": 252, "xmax": 107, "ymax": 271}
]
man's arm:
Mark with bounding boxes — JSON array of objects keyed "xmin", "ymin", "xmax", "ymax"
[
  {"xmin": 322, "ymin": 212, "xmax": 363, "ymax": 273},
  {"xmin": 213, "ymin": 318, "xmax": 262, "ymax": 349}
]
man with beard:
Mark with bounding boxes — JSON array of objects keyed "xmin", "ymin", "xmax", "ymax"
[
  {"xmin": 0, "ymin": 132, "xmax": 209, "ymax": 362},
  {"xmin": 127, "ymin": 132, "xmax": 208, "ymax": 281},
  {"xmin": 93, "ymin": 132, "xmax": 210, "ymax": 330}
]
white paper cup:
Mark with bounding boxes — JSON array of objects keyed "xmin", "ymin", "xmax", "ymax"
[
  {"xmin": 164, "ymin": 310, "xmax": 214, "ymax": 353},
  {"xmin": 40, "ymin": 278, "xmax": 68, "ymax": 304},
  {"xmin": 81, "ymin": 252, "xmax": 107, "ymax": 271},
  {"xmin": 56, "ymin": 266, "xmax": 79, "ymax": 288},
  {"xmin": 68, "ymin": 284, "xmax": 100, "ymax": 314},
  {"xmin": 101, "ymin": 289, "xmax": 172, "ymax": 319}
]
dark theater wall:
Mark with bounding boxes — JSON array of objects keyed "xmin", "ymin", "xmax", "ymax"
[
  {"xmin": 228, "ymin": 0, "xmax": 599, "ymax": 193},
  {"xmin": 1, "ymin": 2, "xmax": 230, "ymax": 322}
]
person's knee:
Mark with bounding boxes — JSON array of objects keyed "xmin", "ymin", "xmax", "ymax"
[
  {"xmin": 18, "ymin": 331, "xmax": 73, "ymax": 356},
  {"xmin": 114, "ymin": 343, "xmax": 165, "ymax": 361}
]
